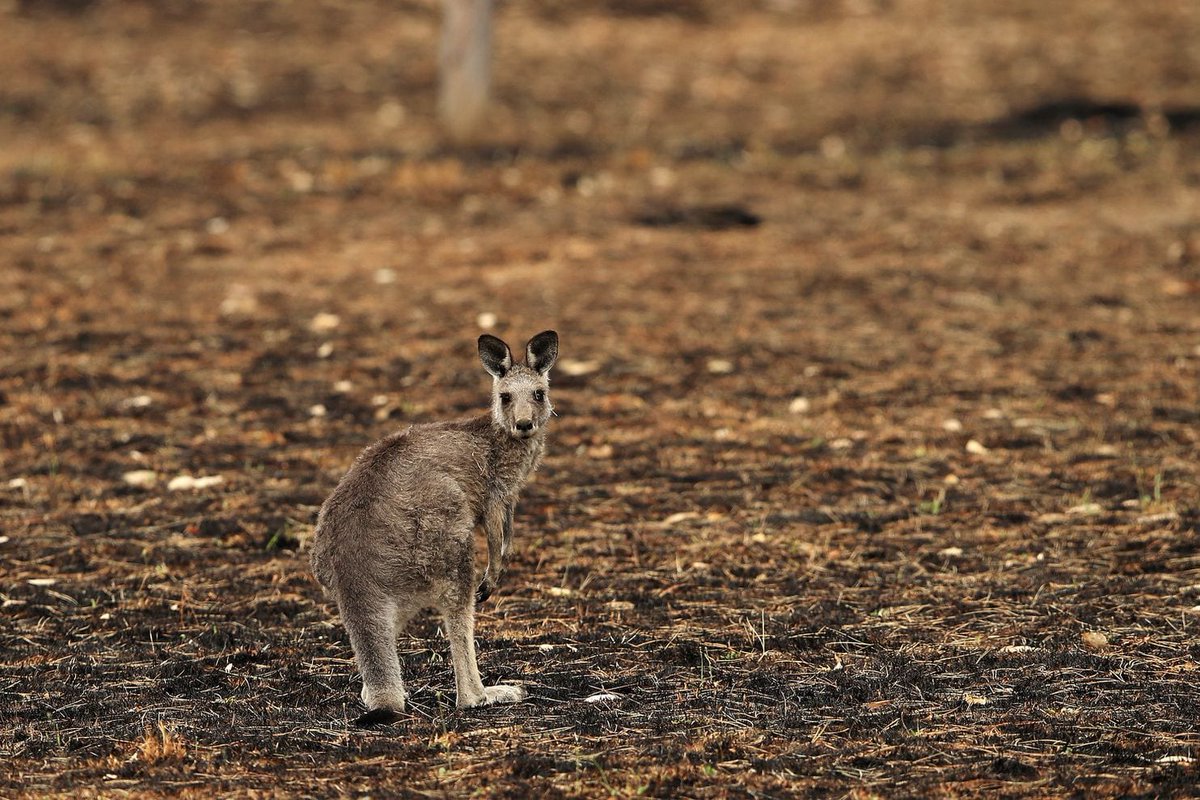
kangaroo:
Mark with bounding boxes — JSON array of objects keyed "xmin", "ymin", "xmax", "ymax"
[{"xmin": 310, "ymin": 330, "xmax": 559, "ymax": 726}]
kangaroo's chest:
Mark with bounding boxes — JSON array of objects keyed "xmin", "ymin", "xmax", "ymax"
[{"xmin": 490, "ymin": 441, "xmax": 543, "ymax": 499}]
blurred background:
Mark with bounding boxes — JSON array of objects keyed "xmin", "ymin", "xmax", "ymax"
[{"xmin": 3, "ymin": 1, "xmax": 1200, "ymax": 795}]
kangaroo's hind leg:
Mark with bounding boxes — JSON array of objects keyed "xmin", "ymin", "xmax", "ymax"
[
  {"xmin": 437, "ymin": 535, "xmax": 526, "ymax": 709},
  {"xmin": 338, "ymin": 589, "xmax": 412, "ymax": 725}
]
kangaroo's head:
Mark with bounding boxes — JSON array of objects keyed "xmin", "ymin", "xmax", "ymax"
[{"xmin": 478, "ymin": 330, "xmax": 559, "ymax": 440}]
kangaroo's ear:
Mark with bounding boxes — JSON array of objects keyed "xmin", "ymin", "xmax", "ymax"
[
  {"xmin": 478, "ymin": 334, "xmax": 513, "ymax": 378},
  {"xmin": 525, "ymin": 330, "xmax": 559, "ymax": 375}
]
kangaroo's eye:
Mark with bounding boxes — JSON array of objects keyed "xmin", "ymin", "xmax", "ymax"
[
  {"xmin": 533, "ymin": 389, "xmax": 545, "ymax": 403},
  {"xmin": 499, "ymin": 392, "xmax": 512, "ymax": 405}
]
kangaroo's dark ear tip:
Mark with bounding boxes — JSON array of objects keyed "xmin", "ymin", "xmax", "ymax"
[{"xmin": 354, "ymin": 707, "xmax": 404, "ymax": 728}]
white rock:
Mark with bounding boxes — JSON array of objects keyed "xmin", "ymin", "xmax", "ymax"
[
  {"xmin": 333, "ymin": 380, "xmax": 353, "ymax": 393},
  {"xmin": 942, "ymin": 418, "xmax": 963, "ymax": 432},
  {"xmin": 706, "ymin": 358, "xmax": 734, "ymax": 374},
  {"xmin": 476, "ymin": 312, "xmax": 498, "ymax": 330},
  {"xmin": 309, "ymin": 404, "xmax": 327, "ymax": 418},
  {"xmin": 122, "ymin": 470, "xmax": 158, "ymax": 487},
  {"xmin": 965, "ymin": 439, "xmax": 988, "ymax": 455},
  {"xmin": 584, "ymin": 692, "xmax": 620, "ymax": 704},
  {"xmin": 167, "ymin": 475, "xmax": 224, "ymax": 491},
  {"xmin": 316, "ymin": 342, "xmax": 334, "ymax": 359},
  {"xmin": 7, "ymin": 478, "xmax": 28, "ymax": 490},
  {"xmin": 123, "ymin": 395, "xmax": 153, "ymax": 409},
  {"xmin": 310, "ymin": 312, "xmax": 341, "ymax": 333},
  {"xmin": 788, "ymin": 397, "xmax": 811, "ymax": 414}
]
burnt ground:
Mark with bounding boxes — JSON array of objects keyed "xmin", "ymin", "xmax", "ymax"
[{"xmin": 2, "ymin": 0, "xmax": 1200, "ymax": 797}]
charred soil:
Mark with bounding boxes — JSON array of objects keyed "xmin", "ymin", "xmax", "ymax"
[{"xmin": 2, "ymin": 1, "xmax": 1200, "ymax": 797}]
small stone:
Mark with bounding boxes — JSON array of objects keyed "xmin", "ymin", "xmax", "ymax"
[
  {"xmin": 219, "ymin": 284, "xmax": 259, "ymax": 317},
  {"xmin": 586, "ymin": 444, "xmax": 614, "ymax": 459},
  {"xmin": 939, "ymin": 546, "xmax": 964, "ymax": 558},
  {"xmin": 943, "ymin": 474, "xmax": 960, "ymax": 485},
  {"xmin": 310, "ymin": 312, "xmax": 341, "ymax": 333},
  {"xmin": 316, "ymin": 342, "xmax": 334, "ymax": 359},
  {"xmin": 788, "ymin": 397, "xmax": 811, "ymax": 414},
  {"xmin": 333, "ymin": 380, "xmax": 353, "ymax": 393},
  {"xmin": 309, "ymin": 404, "xmax": 327, "ymax": 418},
  {"xmin": 476, "ymin": 312, "xmax": 498, "ymax": 330},
  {"xmin": 706, "ymin": 358, "xmax": 734, "ymax": 374},
  {"xmin": 942, "ymin": 418, "xmax": 963, "ymax": 432},
  {"xmin": 7, "ymin": 478, "xmax": 28, "ymax": 490},
  {"xmin": 167, "ymin": 475, "xmax": 224, "ymax": 491},
  {"xmin": 546, "ymin": 586, "xmax": 573, "ymax": 597},
  {"xmin": 123, "ymin": 395, "xmax": 153, "ymax": 409},
  {"xmin": 965, "ymin": 439, "xmax": 988, "ymax": 455},
  {"xmin": 584, "ymin": 692, "xmax": 620, "ymax": 703},
  {"xmin": 829, "ymin": 438, "xmax": 853, "ymax": 450},
  {"xmin": 1081, "ymin": 631, "xmax": 1108, "ymax": 651},
  {"xmin": 983, "ymin": 408, "xmax": 1004, "ymax": 420},
  {"xmin": 373, "ymin": 268, "xmax": 397, "ymax": 285},
  {"xmin": 122, "ymin": 470, "xmax": 158, "ymax": 487}
]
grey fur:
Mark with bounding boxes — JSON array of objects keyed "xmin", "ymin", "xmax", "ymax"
[{"xmin": 310, "ymin": 331, "xmax": 558, "ymax": 720}]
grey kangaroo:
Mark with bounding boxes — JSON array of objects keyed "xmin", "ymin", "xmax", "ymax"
[{"xmin": 310, "ymin": 331, "xmax": 559, "ymax": 726}]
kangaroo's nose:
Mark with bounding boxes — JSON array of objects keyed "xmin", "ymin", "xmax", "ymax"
[{"xmin": 516, "ymin": 420, "xmax": 533, "ymax": 432}]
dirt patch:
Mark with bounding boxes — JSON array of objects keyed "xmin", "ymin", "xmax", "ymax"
[{"xmin": 2, "ymin": 0, "xmax": 1200, "ymax": 796}]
